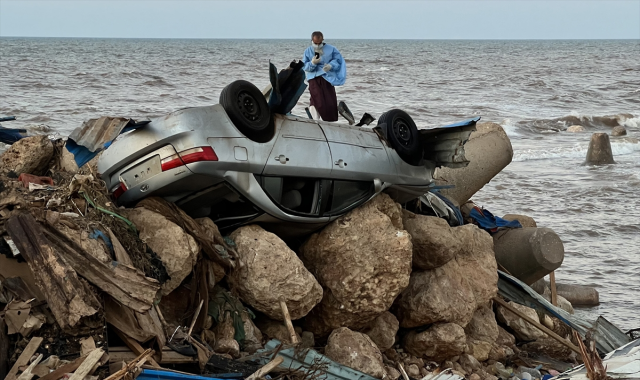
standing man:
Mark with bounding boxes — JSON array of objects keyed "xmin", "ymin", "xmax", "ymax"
[{"xmin": 302, "ymin": 31, "xmax": 347, "ymax": 122}]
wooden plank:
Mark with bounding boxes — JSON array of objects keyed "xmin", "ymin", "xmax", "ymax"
[
  {"xmin": 0, "ymin": 319, "xmax": 9, "ymax": 380},
  {"xmin": 68, "ymin": 348, "xmax": 104, "ymax": 380},
  {"xmin": 113, "ymin": 328, "xmax": 161, "ymax": 368},
  {"xmin": 5, "ymin": 214, "xmax": 100, "ymax": 329},
  {"xmin": 38, "ymin": 356, "xmax": 86, "ymax": 380},
  {"xmin": 280, "ymin": 300, "xmax": 299, "ymax": 345},
  {"xmin": 246, "ymin": 356, "xmax": 284, "ymax": 380},
  {"xmin": 493, "ymin": 297, "xmax": 580, "ymax": 354},
  {"xmin": 16, "ymin": 353, "xmax": 43, "ymax": 380},
  {"xmin": 5, "ymin": 337, "xmax": 43, "ymax": 380},
  {"xmin": 550, "ymin": 271, "xmax": 558, "ymax": 306},
  {"xmin": 104, "ymin": 349, "xmax": 154, "ymax": 380}
]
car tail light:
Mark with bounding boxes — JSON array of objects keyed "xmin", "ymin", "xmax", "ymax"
[
  {"xmin": 161, "ymin": 146, "xmax": 218, "ymax": 172},
  {"xmin": 111, "ymin": 182, "xmax": 128, "ymax": 200}
]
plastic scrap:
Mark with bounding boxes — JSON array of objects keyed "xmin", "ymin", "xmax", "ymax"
[
  {"xmin": 470, "ymin": 206, "xmax": 522, "ymax": 234},
  {"xmin": 255, "ymin": 339, "xmax": 379, "ymax": 380}
]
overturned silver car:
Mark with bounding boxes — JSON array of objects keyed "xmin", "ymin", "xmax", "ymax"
[{"xmin": 98, "ymin": 64, "xmax": 478, "ymax": 236}]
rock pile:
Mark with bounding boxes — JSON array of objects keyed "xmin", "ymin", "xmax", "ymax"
[{"xmin": 0, "ymin": 134, "xmax": 583, "ymax": 380}]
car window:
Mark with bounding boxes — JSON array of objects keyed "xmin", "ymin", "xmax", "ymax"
[
  {"xmin": 258, "ymin": 175, "xmax": 321, "ymax": 216},
  {"xmin": 325, "ymin": 180, "xmax": 375, "ymax": 216}
]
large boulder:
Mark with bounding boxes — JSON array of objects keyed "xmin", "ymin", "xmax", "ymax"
[
  {"xmin": 128, "ymin": 207, "xmax": 200, "ymax": 295},
  {"xmin": 464, "ymin": 303, "xmax": 499, "ymax": 344},
  {"xmin": 395, "ymin": 225, "xmax": 497, "ymax": 328},
  {"xmin": 325, "ymin": 327, "xmax": 386, "ymax": 379},
  {"xmin": 403, "ymin": 323, "xmax": 467, "ymax": 362},
  {"xmin": 495, "ymin": 301, "xmax": 545, "ymax": 341},
  {"xmin": 521, "ymin": 336, "xmax": 574, "ymax": 361},
  {"xmin": 362, "ymin": 311, "xmax": 399, "ymax": 351},
  {"xmin": 229, "ymin": 225, "xmax": 322, "ymax": 320},
  {"xmin": 395, "ymin": 262, "xmax": 476, "ymax": 328},
  {"xmin": 0, "ymin": 135, "xmax": 53, "ymax": 175},
  {"xmin": 301, "ymin": 194, "xmax": 412, "ymax": 336},
  {"xmin": 401, "ymin": 211, "xmax": 463, "ymax": 270}
]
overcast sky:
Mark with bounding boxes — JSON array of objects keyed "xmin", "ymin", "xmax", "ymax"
[{"xmin": 1, "ymin": 0, "xmax": 639, "ymax": 39}]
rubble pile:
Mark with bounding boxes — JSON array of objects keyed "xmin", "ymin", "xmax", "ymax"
[{"xmin": 0, "ymin": 134, "xmax": 591, "ymax": 380}]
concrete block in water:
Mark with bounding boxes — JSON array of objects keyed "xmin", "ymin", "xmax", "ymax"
[
  {"xmin": 556, "ymin": 283, "xmax": 600, "ymax": 306},
  {"xmin": 493, "ymin": 227, "xmax": 564, "ymax": 285},
  {"xmin": 584, "ymin": 133, "xmax": 615, "ymax": 165},
  {"xmin": 435, "ymin": 123, "xmax": 513, "ymax": 207}
]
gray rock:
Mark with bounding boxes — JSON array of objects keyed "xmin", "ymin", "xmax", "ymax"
[
  {"xmin": 403, "ymin": 323, "xmax": 467, "ymax": 362},
  {"xmin": 230, "ymin": 225, "xmax": 323, "ymax": 320},
  {"xmin": 401, "ymin": 211, "xmax": 462, "ymax": 270},
  {"xmin": 406, "ymin": 364, "xmax": 421, "ymax": 378},
  {"xmin": 395, "ymin": 225, "xmax": 497, "ymax": 328},
  {"xmin": 611, "ymin": 126, "xmax": 627, "ymax": 136},
  {"xmin": 566, "ymin": 125, "xmax": 585, "ymax": 133},
  {"xmin": 325, "ymin": 327, "xmax": 386, "ymax": 379},
  {"xmin": 129, "ymin": 207, "xmax": 200, "ymax": 295},
  {"xmin": 254, "ymin": 317, "xmax": 301, "ymax": 344},
  {"xmin": 496, "ymin": 301, "xmax": 545, "ymax": 341},
  {"xmin": 363, "ymin": 311, "xmax": 399, "ymax": 351},
  {"xmin": 496, "ymin": 326, "xmax": 516, "ymax": 348},
  {"xmin": 301, "ymin": 194, "xmax": 412, "ymax": 336},
  {"xmin": 385, "ymin": 366, "xmax": 401, "ymax": 380},
  {"xmin": 459, "ymin": 354, "xmax": 482, "ymax": 374},
  {"xmin": 464, "ymin": 303, "xmax": 499, "ymax": 344},
  {"xmin": 0, "ymin": 135, "xmax": 53, "ymax": 175}
]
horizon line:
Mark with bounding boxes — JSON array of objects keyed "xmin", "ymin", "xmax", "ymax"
[{"xmin": 2, "ymin": 36, "xmax": 639, "ymax": 41}]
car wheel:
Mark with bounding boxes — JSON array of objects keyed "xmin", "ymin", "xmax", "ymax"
[
  {"xmin": 378, "ymin": 109, "xmax": 423, "ymax": 165},
  {"xmin": 219, "ymin": 80, "xmax": 274, "ymax": 142}
]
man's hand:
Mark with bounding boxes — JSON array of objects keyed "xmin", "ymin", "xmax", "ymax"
[
  {"xmin": 323, "ymin": 63, "xmax": 332, "ymax": 72},
  {"xmin": 311, "ymin": 56, "xmax": 321, "ymax": 65}
]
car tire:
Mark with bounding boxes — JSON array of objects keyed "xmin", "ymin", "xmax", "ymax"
[
  {"xmin": 219, "ymin": 80, "xmax": 274, "ymax": 143},
  {"xmin": 378, "ymin": 109, "xmax": 423, "ymax": 165}
]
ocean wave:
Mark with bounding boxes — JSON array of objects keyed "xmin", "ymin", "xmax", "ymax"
[
  {"xmin": 555, "ymin": 113, "xmax": 637, "ymax": 129},
  {"xmin": 513, "ymin": 139, "xmax": 640, "ymax": 162}
]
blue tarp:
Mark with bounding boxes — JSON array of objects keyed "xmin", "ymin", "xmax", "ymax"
[
  {"xmin": 0, "ymin": 128, "xmax": 26, "ymax": 145},
  {"xmin": 137, "ymin": 369, "xmax": 228, "ymax": 380},
  {"xmin": 469, "ymin": 206, "xmax": 522, "ymax": 234}
]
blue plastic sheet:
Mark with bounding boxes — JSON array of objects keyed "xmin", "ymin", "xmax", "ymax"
[{"xmin": 469, "ymin": 206, "xmax": 522, "ymax": 234}]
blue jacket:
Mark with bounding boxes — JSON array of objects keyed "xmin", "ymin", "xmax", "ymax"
[{"xmin": 302, "ymin": 43, "xmax": 347, "ymax": 86}]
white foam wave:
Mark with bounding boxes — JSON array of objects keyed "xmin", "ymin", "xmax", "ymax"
[
  {"xmin": 621, "ymin": 116, "xmax": 640, "ymax": 129},
  {"xmin": 365, "ymin": 67, "xmax": 390, "ymax": 72},
  {"xmin": 498, "ymin": 119, "xmax": 523, "ymax": 137},
  {"xmin": 513, "ymin": 140, "xmax": 640, "ymax": 162}
]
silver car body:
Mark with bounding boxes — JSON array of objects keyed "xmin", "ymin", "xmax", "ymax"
[{"xmin": 98, "ymin": 104, "xmax": 477, "ymax": 235}]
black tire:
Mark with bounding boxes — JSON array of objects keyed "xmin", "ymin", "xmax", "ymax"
[
  {"xmin": 219, "ymin": 80, "xmax": 274, "ymax": 143},
  {"xmin": 378, "ymin": 109, "xmax": 423, "ymax": 165}
]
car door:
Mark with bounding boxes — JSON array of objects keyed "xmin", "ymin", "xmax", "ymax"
[
  {"xmin": 318, "ymin": 122, "xmax": 396, "ymax": 181},
  {"xmin": 262, "ymin": 115, "xmax": 333, "ymax": 177}
]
